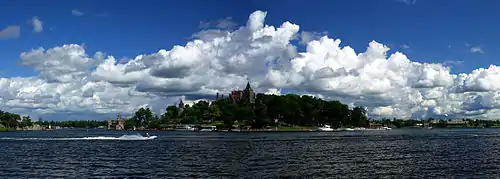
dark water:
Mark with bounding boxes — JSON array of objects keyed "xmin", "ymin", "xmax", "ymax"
[{"xmin": 1, "ymin": 129, "xmax": 500, "ymax": 178}]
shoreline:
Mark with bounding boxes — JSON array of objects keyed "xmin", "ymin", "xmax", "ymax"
[{"xmin": 3, "ymin": 126, "xmax": 498, "ymax": 132}]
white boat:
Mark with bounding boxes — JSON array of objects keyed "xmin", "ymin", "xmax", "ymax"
[
  {"xmin": 144, "ymin": 136, "xmax": 157, "ymax": 140},
  {"xmin": 199, "ymin": 126, "xmax": 217, "ymax": 132},
  {"xmin": 365, "ymin": 126, "xmax": 392, "ymax": 131},
  {"xmin": 353, "ymin": 127, "xmax": 366, "ymax": 131},
  {"xmin": 174, "ymin": 125, "xmax": 196, "ymax": 131},
  {"xmin": 317, "ymin": 125, "xmax": 334, "ymax": 131}
]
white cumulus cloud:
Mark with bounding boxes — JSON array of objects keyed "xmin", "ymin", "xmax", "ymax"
[{"xmin": 1, "ymin": 10, "xmax": 500, "ymax": 120}]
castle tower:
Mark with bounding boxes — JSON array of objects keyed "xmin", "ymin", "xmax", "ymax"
[
  {"xmin": 116, "ymin": 113, "xmax": 125, "ymax": 130},
  {"xmin": 244, "ymin": 81, "xmax": 255, "ymax": 104},
  {"xmin": 178, "ymin": 99, "xmax": 185, "ymax": 116}
]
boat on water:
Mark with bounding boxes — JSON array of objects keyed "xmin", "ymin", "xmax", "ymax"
[
  {"xmin": 316, "ymin": 125, "xmax": 358, "ymax": 132},
  {"xmin": 198, "ymin": 125, "xmax": 217, "ymax": 132},
  {"xmin": 144, "ymin": 136, "xmax": 157, "ymax": 140},
  {"xmin": 174, "ymin": 125, "xmax": 196, "ymax": 131},
  {"xmin": 316, "ymin": 125, "xmax": 334, "ymax": 131},
  {"xmin": 353, "ymin": 126, "xmax": 392, "ymax": 131},
  {"xmin": 316, "ymin": 126, "xmax": 391, "ymax": 132}
]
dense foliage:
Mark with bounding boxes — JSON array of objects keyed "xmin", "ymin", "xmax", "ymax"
[
  {"xmin": 0, "ymin": 109, "xmax": 107, "ymax": 129},
  {"xmin": 0, "ymin": 110, "xmax": 32, "ymax": 129},
  {"xmin": 123, "ymin": 107, "xmax": 162, "ymax": 130},
  {"xmin": 374, "ymin": 118, "xmax": 500, "ymax": 128},
  {"xmin": 136, "ymin": 93, "xmax": 371, "ymax": 129},
  {"xmin": 35, "ymin": 120, "xmax": 107, "ymax": 128}
]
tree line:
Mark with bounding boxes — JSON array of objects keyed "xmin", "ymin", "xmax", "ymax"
[
  {"xmin": 0, "ymin": 110, "xmax": 33, "ymax": 129},
  {"xmin": 0, "ymin": 109, "xmax": 107, "ymax": 129},
  {"xmin": 375, "ymin": 118, "xmax": 500, "ymax": 128},
  {"xmin": 36, "ymin": 120, "xmax": 107, "ymax": 128},
  {"xmin": 124, "ymin": 93, "xmax": 371, "ymax": 129},
  {"xmin": 0, "ymin": 93, "xmax": 371, "ymax": 130}
]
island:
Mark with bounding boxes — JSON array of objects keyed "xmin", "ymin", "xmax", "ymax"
[{"xmin": 2, "ymin": 82, "xmax": 500, "ymax": 131}]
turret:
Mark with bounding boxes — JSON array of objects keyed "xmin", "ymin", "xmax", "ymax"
[
  {"xmin": 178, "ymin": 99, "xmax": 185, "ymax": 116},
  {"xmin": 244, "ymin": 81, "xmax": 255, "ymax": 104},
  {"xmin": 178, "ymin": 99, "xmax": 185, "ymax": 109},
  {"xmin": 245, "ymin": 81, "xmax": 251, "ymax": 90}
]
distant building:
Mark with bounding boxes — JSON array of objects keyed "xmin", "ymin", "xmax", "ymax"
[
  {"xmin": 219, "ymin": 81, "xmax": 255, "ymax": 104},
  {"xmin": 178, "ymin": 99, "xmax": 185, "ymax": 116},
  {"xmin": 116, "ymin": 113, "xmax": 125, "ymax": 130},
  {"xmin": 447, "ymin": 119, "xmax": 468, "ymax": 127},
  {"xmin": 107, "ymin": 113, "xmax": 126, "ymax": 130}
]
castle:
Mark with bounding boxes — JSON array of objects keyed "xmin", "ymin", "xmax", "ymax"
[
  {"xmin": 172, "ymin": 81, "xmax": 256, "ymax": 113},
  {"xmin": 216, "ymin": 81, "xmax": 255, "ymax": 104},
  {"xmin": 107, "ymin": 113, "xmax": 125, "ymax": 130},
  {"xmin": 178, "ymin": 99, "xmax": 185, "ymax": 116}
]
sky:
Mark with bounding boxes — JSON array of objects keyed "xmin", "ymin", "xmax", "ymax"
[{"xmin": 1, "ymin": 0, "xmax": 500, "ymax": 121}]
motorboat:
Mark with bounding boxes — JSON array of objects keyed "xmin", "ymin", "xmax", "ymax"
[
  {"xmin": 362, "ymin": 126, "xmax": 392, "ymax": 131},
  {"xmin": 317, "ymin": 125, "xmax": 334, "ymax": 132},
  {"xmin": 144, "ymin": 135, "xmax": 157, "ymax": 140},
  {"xmin": 198, "ymin": 125, "xmax": 217, "ymax": 132},
  {"xmin": 174, "ymin": 125, "xmax": 196, "ymax": 131},
  {"xmin": 353, "ymin": 127, "xmax": 366, "ymax": 131},
  {"xmin": 382, "ymin": 126, "xmax": 392, "ymax": 130}
]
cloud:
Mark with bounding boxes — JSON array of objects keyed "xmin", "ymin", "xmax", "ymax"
[
  {"xmin": 400, "ymin": 44, "xmax": 410, "ymax": 49},
  {"xmin": 442, "ymin": 60, "xmax": 464, "ymax": 66},
  {"xmin": 3, "ymin": 10, "xmax": 500, "ymax": 121},
  {"xmin": 31, "ymin": 17, "xmax": 43, "ymax": 32},
  {"xmin": 299, "ymin": 31, "xmax": 328, "ymax": 45},
  {"xmin": 95, "ymin": 13, "xmax": 111, "ymax": 18},
  {"xmin": 199, "ymin": 16, "xmax": 237, "ymax": 30},
  {"xmin": 0, "ymin": 26, "xmax": 20, "ymax": 40},
  {"xmin": 397, "ymin": 0, "xmax": 416, "ymax": 5},
  {"xmin": 72, "ymin": 9, "xmax": 84, "ymax": 16},
  {"xmin": 470, "ymin": 46, "xmax": 484, "ymax": 54}
]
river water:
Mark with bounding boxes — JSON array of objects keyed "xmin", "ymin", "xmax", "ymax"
[{"xmin": 1, "ymin": 128, "xmax": 500, "ymax": 178}]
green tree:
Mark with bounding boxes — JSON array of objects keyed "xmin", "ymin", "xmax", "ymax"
[
  {"xmin": 208, "ymin": 104, "xmax": 222, "ymax": 122},
  {"xmin": 20, "ymin": 116, "xmax": 32, "ymax": 128},
  {"xmin": 350, "ymin": 106, "xmax": 369, "ymax": 127},
  {"xmin": 253, "ymin": 98, "xmax": 269, "ymax": 128},
  {"xmin": 124, "ymin": 118, "xmax": 137, "ymax": 130},
  {"xmin": 133, "ymin": 107, "xmax": 154, "ymax": 127},
  {"xmin": 148, "ymin": 115, "xmax": 161, "ymax": 129},
  {"xmin": 165, "ymin": 105, "xmax": 179, "ymax": 120}
]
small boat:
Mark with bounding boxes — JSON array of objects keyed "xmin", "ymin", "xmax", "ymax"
[
  {"xmin": 317, "ymin": 125, "xmax": 334, "ymax": 132},
  {"xmin": 174, "ymin": 125, "xmax": 196, "ymax": 131},
  {"xmin": 357, "ymin": 126, "xmax": 391, "ymax": 131},
  {"xmin": 144, "ymin": 136, "xmax": 157, "ymax": 140},
  {"xmin": 382, "ymin": 126, "xmax": 392, "ymax": 130},
  {"xmin": 198, "ymin": 125, "xmax": 217, "ymax": 132}
]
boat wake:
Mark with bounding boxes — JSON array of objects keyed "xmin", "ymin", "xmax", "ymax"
[{"xmin": 0, "ymin": 134, "xmax": 157, "ymax": 141}]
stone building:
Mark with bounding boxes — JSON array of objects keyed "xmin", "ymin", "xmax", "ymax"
[
  {"xmin": 219, "ymin": 81, "xmax": 255, "ymax": 104},
  {"xmin": 107, "ymin": 113, "xmax": 126, "ymax": 130}
]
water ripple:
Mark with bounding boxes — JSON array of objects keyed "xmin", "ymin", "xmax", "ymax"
[{"xmin": 2, "ymin": 129, "xmax": 500, "ymax": 178}]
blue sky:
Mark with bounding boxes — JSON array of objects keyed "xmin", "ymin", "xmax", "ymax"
[{"xmin": 0, "ymin": 0, "xmax": 498, "ymax": 77}]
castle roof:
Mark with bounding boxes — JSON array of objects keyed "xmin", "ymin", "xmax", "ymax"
[{"xmin": 245, "ymin": 81, "xmax": 252, "ymax": 90}]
